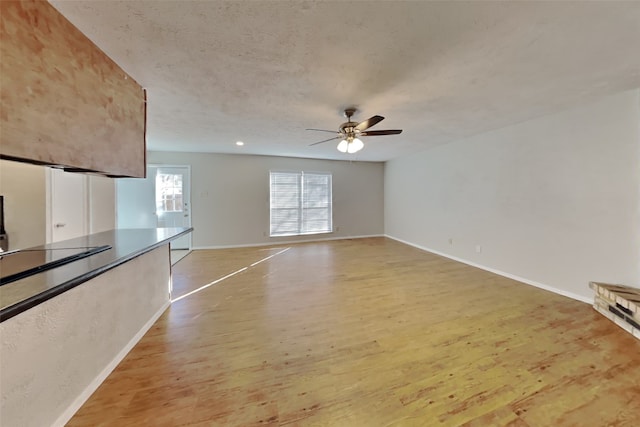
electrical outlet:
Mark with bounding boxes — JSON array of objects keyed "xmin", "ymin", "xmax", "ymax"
[
  {"xmin": 448, "ymin": 238, "xmax": 453, "ymax": 245},
  {"xmin": 476, "ymin": 244, "xmax": 482, "ymax": 253},
  {"xmin": 335, "ymin": 226, "xmax": 340, "ymax": 232}
]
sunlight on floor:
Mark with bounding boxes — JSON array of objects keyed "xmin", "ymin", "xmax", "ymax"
[{"xmin": 170, "ymin": 247, "xmax": 290, "ymax": 303}]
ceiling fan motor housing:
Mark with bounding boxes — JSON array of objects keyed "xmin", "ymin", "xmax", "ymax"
[
  {"xmin": 339, "ymin": 121, "xmax": 359, "ymax": 135},
  {"xmin": 339, "ymin": 108, "xmax": 359, "ymax": 135}
]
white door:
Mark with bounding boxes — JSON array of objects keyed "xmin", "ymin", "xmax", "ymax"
[
  {"xmin": 155, "ymin": 166, "xmax": 191, "ymax": 249},
  {"xmin": 49, "ymin": 168, "xmax": 88, "ymax": 242},
  {"xmin": 116, "ymin": 165, "xmax": 191, "ymax": 250}
]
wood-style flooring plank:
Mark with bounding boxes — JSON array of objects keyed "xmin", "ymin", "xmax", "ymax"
[{"xmin": 67, "ymin": 238, "xmax": 640, "ymax": 426}]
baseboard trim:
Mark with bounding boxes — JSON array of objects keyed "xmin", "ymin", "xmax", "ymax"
[
  {"xmin": 193, "ymin": 234, "xmax": 384, "ymax": 250},
  {"xmin": 385, "ymin": 235, "xmax": 592, "ymax": 304},
  {"xmin": 53, "ymin": 300, "xmax": 171, "ymax": 427}
]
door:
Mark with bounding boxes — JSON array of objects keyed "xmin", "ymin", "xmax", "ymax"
[
  {"xmin": 116, "ymin": 165, "xmax": 191, "ymax": 250},
  {"xmin": 49, "ymin": 168, "xmax": 88, "ymax": 242},
  {"xmin": 155, "ymin": 166, "xmax": 191, "ymax": 249}
]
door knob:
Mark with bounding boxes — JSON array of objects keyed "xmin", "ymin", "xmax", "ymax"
[{"xmin": 54, "ymin": 223, "xmax": 66, "ymax": 228}]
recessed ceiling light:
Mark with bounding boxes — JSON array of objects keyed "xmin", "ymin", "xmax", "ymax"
[{"xmin": 236, "ymin": 141, "xmax": 244, "ymax": 146}]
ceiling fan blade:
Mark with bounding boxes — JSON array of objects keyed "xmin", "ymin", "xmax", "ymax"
[
  {"xmin": 309, "ymin": 136, "xmax": 342, "ymax": 146},
  {"xmin": 360, "ymin": 129, "xmax": 403, "ymax": 136},
  {"xmin": 355, "ymin": 115, "xmax": 384, "ymax": 131},
  {"xmin": 306, "ymin": 128, "xmax": 339, "ymax": 134}
]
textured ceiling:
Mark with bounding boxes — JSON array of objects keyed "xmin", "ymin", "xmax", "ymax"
[{"xmin": 50, "ymin": 1, "xmax": 640, "ymax": 162}]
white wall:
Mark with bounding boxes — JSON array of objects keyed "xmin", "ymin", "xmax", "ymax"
[
  {"xmin": 385, "ymin": 89, "xmax": 640, "ymax": 301},
  {"xmin": 0, "ymin": 160, "xmax": 46, "ymax": 250},
  {"xmin": 88, "ymin": 175, "xmax": 116, "ymax": 234},
  {"xmin": 147, "ymin": 152, "xmax": 385, "ymax": 248},
  {"xmin": 115, "ymin": 167, "xmax": 157, "ymax": 229}
]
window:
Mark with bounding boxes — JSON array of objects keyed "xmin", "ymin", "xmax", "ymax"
[
  {"xmin": 270, "ymin": 171, "xmax": 332, "ymax": 237},
  {"xmin": 156, "ymin": 172, "xmax": 183, "ymax": 213}
]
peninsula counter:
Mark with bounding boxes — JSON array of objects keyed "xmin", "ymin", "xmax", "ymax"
[{"xmin": 0, "ymin": 227, "xmax": 192, "ymax": 427}]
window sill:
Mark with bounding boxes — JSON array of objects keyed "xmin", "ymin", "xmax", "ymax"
[{"xmin": 269, "ymin": 230, "xmax": 333, "ymax": 238}]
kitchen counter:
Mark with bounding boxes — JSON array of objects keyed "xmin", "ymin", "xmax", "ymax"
[
  {"xmin": 0, "ymin": 227, "xmax": 192, "ymax": 321},
  {"xmin": 1, "ymin": 227, "xmax": 191, "ymax": 426}
]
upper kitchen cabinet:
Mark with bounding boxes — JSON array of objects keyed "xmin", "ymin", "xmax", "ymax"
[{"xmin": 0, "ymin": 0, "xmax": 146, "ymax": 178}]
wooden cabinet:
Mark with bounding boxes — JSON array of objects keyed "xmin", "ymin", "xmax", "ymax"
[{"xmin": 0, "ymin": 0, "xmax": 146, "ymax": 178}]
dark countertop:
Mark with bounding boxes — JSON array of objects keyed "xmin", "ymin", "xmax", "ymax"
[{"xmin": 0, "ymin": 227, "xmax": 192, "ymax": 322}]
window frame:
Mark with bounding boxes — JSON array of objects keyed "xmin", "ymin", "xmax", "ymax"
[
  {"xmin": 269, "ymin": 170, "xmax": 333, "ymax": 237},
  {"xmin": 155, "ymin": 172, "xmax": 184, "ymax": 213}
]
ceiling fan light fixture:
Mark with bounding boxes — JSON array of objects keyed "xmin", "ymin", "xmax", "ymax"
[
  {"xmin": 348, "ymin": 137, "xmax": 364, "ymax": 153},
  {"xmin": 310, "ymin": 108, "xmax": 402, "ymax": 153},
  {"xmin": 337, "ymin": 137, "xmax": 364, "ymax": 154}
]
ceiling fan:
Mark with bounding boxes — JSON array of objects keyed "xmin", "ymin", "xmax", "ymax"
[{"xmin": 307, "ymin": 108, "xmax": 402, "ymax": 153}]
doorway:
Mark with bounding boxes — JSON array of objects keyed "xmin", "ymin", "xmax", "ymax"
[
  {"xmin": 116, "ymin": 164, "xmax": 192, "ymax": 256},
  {"xmin": 154, "ymin": 166, "xmax": 191, "ymax": 250},
  {"xmin": 47, "ymin": 168, "xmax": 117, "ymax": 244},
  {"xmin": 48, "ymin": 168, "xmax": 88, "ymax": 242}
]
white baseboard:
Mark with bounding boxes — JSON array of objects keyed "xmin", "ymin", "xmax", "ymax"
[
  {"xmin": 193, "ymin": 234, "xmax": 384, "ymax": 250},
  {"xmin": 385, "ymin": 234, "xmax": 592, "ymax": 304},
  {"xmin": 53, "ymin": 300, "xmax": 171, "ymax": 427}
]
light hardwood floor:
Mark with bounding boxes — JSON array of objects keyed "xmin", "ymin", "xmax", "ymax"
[{"xmin": 68, "ymin": 238, "xmax": 640, "ymax": 426}]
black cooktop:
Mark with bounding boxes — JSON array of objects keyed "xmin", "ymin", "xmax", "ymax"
[{"xmin": 0, "ymin": 245, "xmax": 111, "ymax": 285}]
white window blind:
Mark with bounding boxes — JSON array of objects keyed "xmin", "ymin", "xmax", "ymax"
[{"xmin": 270, "ymin": 171, "xmax": 332, "ymax": 237}]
